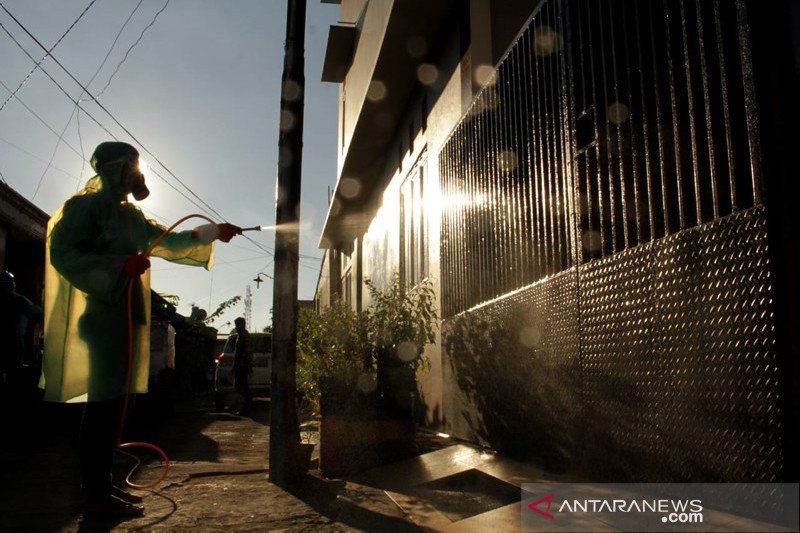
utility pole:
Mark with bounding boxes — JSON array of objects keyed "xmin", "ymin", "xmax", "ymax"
[
  {"xmin": 270, "ymin": 0, "xmax": 306, "ymax": 485},
  {"xmin": 244, "ymin": 285, "xmax": 252, "ymax": 330}
]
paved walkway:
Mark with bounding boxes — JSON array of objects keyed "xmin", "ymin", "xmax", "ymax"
[
  {"xmin": 0, "ymin": 395, "xmax": 434, "ymax": 531},
  {"xmin": 2, "ymin": 395, "xmax": 786, "ymax": 532}
]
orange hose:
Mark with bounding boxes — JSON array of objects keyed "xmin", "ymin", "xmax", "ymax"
[{"xmin": 116, "ymin": 214, "xmax": 216, "ymax": 489}]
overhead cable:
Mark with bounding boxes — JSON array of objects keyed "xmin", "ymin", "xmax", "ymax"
[
  {"xmin": 0, "ymin": 133, "xmax": 81, "ymax": 181},
  {"xmin": 0, "ymin": 20, "xmax": 224, "ymax": 218},
  {"xmin": 43, "ymin": 0, "xmax": 145, "ymax": 197},
  {"xmin": 0, "ymin": 77, "xmax": 84, "ymax": 160},
  {"xmin": 0, "ymin": 3, "xmax": 228, "ymax": 222},
  {"xmin": 0, "ymin": 0, "xmax": 97, "ymax": 113},
  {"xmin": 95, "ymin": 0, "xmax": 169, "ymax": 98}
]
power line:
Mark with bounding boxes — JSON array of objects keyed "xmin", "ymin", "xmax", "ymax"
[
  {"xmin": 95, "ymin": 0, "xmax": 170, "ymax": 98},
  {"xmin": 0, "ymin": 21, "xmax": 222, "ymax": 218},
  {"xmin": 1, "ymin": 3, "xmax": 318, "ymax": 267},
  {"xmin": 87, "ymin": 0, "xmax": 144, "ymax": 98},
  {"xmin": 75, "ymin": 107, "xmax": 86, "ymax": 190},
  {"xmin": 0, "ymin": 0, "xmax": 97, "ymax": 113},
  {"xmin": 0, "ymin": 134, "xmax": 81, "ymax": 181},
  {"xmin": 42, "ymin": 0, "xmax": 146, "ymax": 198},
  {"xmin": 75, "ymin": 0, "xmax": 147, "ymax": 192},
  {"xmin": 153, "ymin": 254, "xmax": 268, "ymax": 272},
  {"xmin": 0, "ymin": 3, "xmax": 227, "ymax": 222},
  {"xmin": 31, "ymin": 111, "xmax": 74, "ymax": 200},
  {"xmin": 0, "ymin": 77, "xmax": 84, "ymax": 160}
]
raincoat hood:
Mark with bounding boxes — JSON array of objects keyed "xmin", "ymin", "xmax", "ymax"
[{"xmin": 88, "ymin": 141, "xmax": 139, "ymax": 201}]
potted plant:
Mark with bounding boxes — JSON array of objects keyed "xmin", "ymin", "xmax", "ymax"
[
  {"xmin": 297, "ymin": 302, "xmax": 377, "ymax": 476},
  {"xmin": 366, "ymin": 274, "xmax": 437, "ymax": 460},
  {"xmin": 297, "ymin": 274, "xmax": 438, "ymax": 477}
]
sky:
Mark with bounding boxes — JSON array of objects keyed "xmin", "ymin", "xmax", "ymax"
[{"xmin": 0, "ymin": 0, "xmax": 340, "ymax": 333}]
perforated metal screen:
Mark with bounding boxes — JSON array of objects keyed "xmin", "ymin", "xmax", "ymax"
[{"xmin": 440, "ymin": 0, "xmax": 784, "ymax": 481}]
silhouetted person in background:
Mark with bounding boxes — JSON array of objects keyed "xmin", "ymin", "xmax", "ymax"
[
  {"xmin": 233, "ymin": 316, "xmax": 253, "ymax": 416},
  {"xmin": 0, "ymin": 270, "xmax": 43, "ymax": 394},
  {"xmin": 42, "ymin": 141, "xmax": 241, "ymax": 518}
]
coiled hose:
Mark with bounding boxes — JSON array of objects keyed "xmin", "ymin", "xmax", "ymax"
[{"xmin": 117, "ymin": 214, "xmax": 215, "ymax": 489}]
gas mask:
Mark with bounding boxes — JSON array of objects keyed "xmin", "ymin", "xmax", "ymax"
[
  {"xmin": 122, "ymin": 157, "xmax": 150, "ymax": 200},
  {"xmin": 128, "ymin": 169, "xmax": 150, "ymax": 201}
]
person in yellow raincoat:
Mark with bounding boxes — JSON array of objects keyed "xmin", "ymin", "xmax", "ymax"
[{"xmin": 42, "ymin": 141, "xmax": 241, "ymax": 517}]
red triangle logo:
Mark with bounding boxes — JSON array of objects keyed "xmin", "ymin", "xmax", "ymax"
[{"xmin": 528, "ymin": 493, "xmax": 555, "ymax": 520}]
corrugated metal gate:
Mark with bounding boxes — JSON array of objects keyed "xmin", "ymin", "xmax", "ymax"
[{"xmin": 440, "ymin": 0, "xmax": 784, "ymax": 481}]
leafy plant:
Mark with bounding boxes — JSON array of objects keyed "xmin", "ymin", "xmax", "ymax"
[
  {"xmin": 204, "ymin": 295, "xmax": 242, "ymax": 325},
  {"xmin": 296, "ymin": 303, "xmax": 374, "ymax": 414},
  {"xmin": 297, "ymin": 273, "xmax": 438, "ymax": 417},
  {"xmin": 365, "ymin": 274, "xmax": 437, "ymax": 373}
]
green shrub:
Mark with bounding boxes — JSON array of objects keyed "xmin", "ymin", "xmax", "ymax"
[
  {"xmin": 297, "ymin": 302, "xmax": 373, "ymax": 414},
  {"xmin": 297, "ymin": 274, "xmax": 438, "ymax": 417}
]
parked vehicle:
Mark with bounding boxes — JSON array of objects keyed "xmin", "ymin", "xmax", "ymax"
[{"xmin": 214, "ymin": 332, "xmax": 271, "ymax": 410}]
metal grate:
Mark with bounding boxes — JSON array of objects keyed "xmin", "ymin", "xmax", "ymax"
[
  {"xmin": 571, "ymin": 0, "xmax": 760, "ymax": 261},
  {"xmin": 441, "ymin": 0, "xmax": 573, "ymax": 317},
  {"xmin": 440, "ymin": 0, "xmax": 761, "ymax": 317}
]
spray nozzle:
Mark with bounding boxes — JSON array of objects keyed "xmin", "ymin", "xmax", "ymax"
[{"xmin": 192, "ymin": 223, "xmax": 266, "ymax": 243}]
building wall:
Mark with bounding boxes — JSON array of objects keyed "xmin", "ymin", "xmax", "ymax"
[
  {"xmin": 314, "ymin": 252, "xmax": 331, "ymax": 311},
  {"xmin": 320, "ymin": 0, "xmax": 796, "ymax": 479},
  {"xmin": 337, "ymin": 0, "xmax": 394, "ymax": 169}
]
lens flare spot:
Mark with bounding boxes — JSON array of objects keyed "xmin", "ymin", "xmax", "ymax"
[
  {"xmin": 367, "ymin": 80, "xmax": 388, "ymax": 102},
  {"xmin": 396, "ymin": 341, "xmax": 418, "ymax": 362},
  {"xmin": 280, "ymin": 110, "xmax": 296, "ymax": 132},
  {"xmin": 497, "ymin": 150, "xmax": 518, "ymax": 173},
  {"xmin": 416, "ymin": 63, "xmax": 439, "ymax": 86},
  {"xmin": 340, "ymin": 177, "xmax": 361, "ymax": 199},
  {"xmin": 608, "ymin": 102, "xmax": 630, "ymax": 124},
  {"xmin": 582, "ymin": 230, "xmax": 602, "ymax": 252},
  {"xmin": 406, "ymin": 35, "xmax": 428, "ymax": 57},
  {"xmin": 357, "ymin": 372, "xmax": 377, "ymax": 393},
  {"xmin": 473, "ymin": 64, "xmax": 497, "ymax": 87},
  {"xmin": 534, "ymin": 26, "xmax": 562, "ymax": 56},
  {"xmin": 282, "ymin": 80, "xmax": 302, "ymax": 102},
  {"xmin": 519, "ymin": 326, "xmax": 542, "ymax": 348}
]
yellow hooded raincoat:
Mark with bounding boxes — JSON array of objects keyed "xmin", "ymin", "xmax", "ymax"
[{"xmin": 42, "ymin": 142, "xmax": 214, "ymax": 403}]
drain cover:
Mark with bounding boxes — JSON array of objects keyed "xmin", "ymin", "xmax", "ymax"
[{"xmin": 408, "ymin": 468, "xmax": 520, "ymax": 522}]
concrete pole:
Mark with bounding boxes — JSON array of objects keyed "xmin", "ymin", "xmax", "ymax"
[{"xmin": 269, "ymin": 0, "xmax": 306, "ymax": 485}]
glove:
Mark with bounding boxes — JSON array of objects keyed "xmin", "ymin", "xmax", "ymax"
[
  {"xmin": 122, "ymin": 254, "xmax": 151, "ymax": 277},
  {"xmin": 217, "ymin": 223, "xmax": 242, "ymax": 243}
]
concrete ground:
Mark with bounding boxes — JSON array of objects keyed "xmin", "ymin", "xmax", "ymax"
[
  {"xmin": 0, "ymin": 393, "xmax": 445, "ymax": 532},
  {"xmin": 1, "ymin": 392, "xmax": 789, "ymax": 532}
]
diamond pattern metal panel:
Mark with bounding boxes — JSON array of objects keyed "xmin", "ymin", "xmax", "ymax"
[
  {"xmin": 443, "ymin": 269, "xmax": 580, "ymax": 468},
  {"xmin": 446, "ymin": 207, "xmax": 782, "ymax": 482},
  {"xmin": 579, "ymin": 242, "xmax": 665, "ymax": 480},
  {"xmin": 577, "ymin": 206, "xmax": 781, "ymax": 481},
  {"xmin": 651, "ymin": 205, "xmax": 782, "ymax": 482}
]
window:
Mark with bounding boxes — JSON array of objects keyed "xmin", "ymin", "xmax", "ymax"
[
  {"xmin": 340, "ymin": 241, "xmax": 354, "ymax": 308},
  {"xmin": 343, "ymin": 268, "xmax": 353, "ymax": 308},
  {"xmin": 401, "ymin": 161, "xmax": 428, "ymax": 289}
]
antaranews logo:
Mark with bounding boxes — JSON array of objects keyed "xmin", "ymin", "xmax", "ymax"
[
  {"xmin": 526, "ymin": 493, "xmax": 704, "ymax": 525},
  {"xmin": 522, "ymin": 483, "xmax": 799, "ymax": 533}
]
